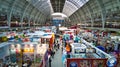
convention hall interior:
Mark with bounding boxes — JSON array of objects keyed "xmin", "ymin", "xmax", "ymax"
[{"xmin": 0, "ymin": 0, "xmax": 120, "ymax": 67}]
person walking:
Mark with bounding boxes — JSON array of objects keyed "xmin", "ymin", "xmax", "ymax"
[
  {"xmin": 48, "ymin": 56, "xmax": 52, "ymax": 67},
  {"xmin": 51, "ymin": 49, "xmax": 55, "ymax": 58},
  {"xmin": 57, "ymin": 43, "xmax": 60, "ymax": 49},
  {"xmin": 27, "ymin": 60, "xmax": 32, "ymax": 67}
]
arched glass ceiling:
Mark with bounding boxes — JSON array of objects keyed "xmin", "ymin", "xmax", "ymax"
[
  {"xmin": 50, "ymin": 0, "xmax": 66, "ymax": 12},
  {"xmin": 25, "ymin": 0, "xmax": 89, "ymax": 17},
  {"xmin": 26, "ymin": 0, "xmax": 53, "ymax": 16},
  {"xmin": 63, "ymin": 1, "xmax": 78, "ymax": 17},
  {"xmin": 63, "ymin": 0, "xmax": 89, "ymax": 17}
]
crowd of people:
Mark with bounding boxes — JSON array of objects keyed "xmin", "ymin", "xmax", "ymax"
[
  {"xmin": 47, "ymin": 39, "xmax": 62, "ymax": 67},
  {"xmin": 47, "ymin": 35, "xmax": 73, "ymax": 67}
]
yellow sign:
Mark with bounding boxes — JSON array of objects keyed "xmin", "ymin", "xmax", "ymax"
[{"xmin": 23, "ymin": 48, "xmax": 34, "ymax": 52}]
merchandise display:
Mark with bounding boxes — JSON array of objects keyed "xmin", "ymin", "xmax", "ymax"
[
  {"xmin": 70, "ymin": 43, "xmax": 86, "ymax": 54},
  {"xmin": 1, "ymin": 0, "xmax": 120, "ymax": 67},
  {"xmin": 66, "ymin": 31, "xmax": 119, "ymax": 67},
  {"xmin": 0, "ymin": 27, "xmax": 119, "ymax": 67}
]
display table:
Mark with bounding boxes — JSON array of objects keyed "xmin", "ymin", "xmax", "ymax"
[
  {"xmin": 36, "ymin": 44, "xmax": 48, "ymax": 67},
  {"xmin": 70, "ymin": 43, "xmax": 87, "ymax": 54}
]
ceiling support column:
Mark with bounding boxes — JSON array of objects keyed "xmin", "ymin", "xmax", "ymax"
[
  {"xmin": 7, "ymin": 0, "xmax": 18, "ymax": 29},
  {"xmin": 96, "ymin": 0, "xmax": 106, "ymax": 30}
]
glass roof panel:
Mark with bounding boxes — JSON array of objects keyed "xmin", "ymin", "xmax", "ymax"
[
  {"xmin": 63, "ymin": 0, "xmax": 89, "ymax": 17},
  {"xmin": 26, "ymin": 0, "xmax": 53, "ymax": 16},
  {"xmin": 26, "ymin": 0, "xmax": 89, "ymax": 17}
]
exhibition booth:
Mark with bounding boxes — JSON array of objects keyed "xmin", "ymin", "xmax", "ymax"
[{"xmin": 66, "ymin": 38, "xmax": 118, "ymax": 67}]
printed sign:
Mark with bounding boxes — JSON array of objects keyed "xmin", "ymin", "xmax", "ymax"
[
  {"xmin": 107, "ymin": 57, "xmax": 117, "ymax": 67},
  {"xmin": 70, "ymin": 62, "xmax": 78, "ymax": 67}
]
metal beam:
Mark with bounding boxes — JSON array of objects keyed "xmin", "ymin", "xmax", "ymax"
[
  {"xmin": 80, "ymin": 7, "xmax": 87, "ymax": 27},
  {"xmin": 84, "ymin": 2, "xmax": 94, "ymax": 28},
  {"xmin": 7, "ymin": 0, "xmax": 18, "ymax": 29},
  {"xmin": 27, "ymin": 6, "xmax": 35, "ymax": 28},
  {"xmin": 28, "ymin": 16, "xmax": 31, "ymax": 28},
  {"xmin": 95, "ymin": 0, "xmax": 106, "ymax": 30},
  {"xmin": 71, "ymin": 14, "xmax": 76, "ymax": 25},
  {"xmin": 20, "ymin": 1, "xmax": 29, "ymax": 28},
  {"xmin": 42, "ymin": 15, "xmax": 47, "ymax": 23},
  {"xmin": 28, "ymin": 0, "xmax": 46, "ymax": 26},
  {"xmin": 20, "ymin": 1, "xmax": 30, "ymax": 28},
  {"xmin": 37, "ymin": 14, "xmax": 43, "ymax": 25},
  {"xmin": 33, "ymin": 12, "xmax": 41, "ymax": 27},
  {"xmin": 29, "ymin": 7, "xmax": 38, "ymax": 25},
  {"xmin": 78, "ymin": 11, "xmax": 84, "ymax": 22},
  {"xmin": 76, "ymin": 10, "xmax": 83, "ymax": 23},
  {"xmin": 38, "ymin": 14, "xmax": 44, "ymax": 25},
  {"xmin": 75, "ymin": 13, "xmax": 82, "ymax": 23},
  {"xmin": 117, "ymin": 0, "xmax": 120, "ymax": 10},
  {"xmin": 74, "ymin": 12, "xmax": 80, "ymax": 24},
  {"xmin": 35, "ymin": 13, "xmax": 41, "ymax": 24}
]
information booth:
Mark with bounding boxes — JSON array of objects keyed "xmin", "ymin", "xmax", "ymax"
[
  {"xmin": 26, "ymin": 31, "xmax": 50, "ymax": 67},
  {"xmin": 66, "ymin": 39, "xmax": 118, "ymax": 67},
  {"xmin": 41, "ymin": 33, "xmax": 55, "ymax": 48},
  {"xmin": 70, "ymin": 43, "xmax": 101, "ymax": 59},
  {"xmin": 0, "ymin": 42, "xmax": 20, "ymax": 67},
  {"xmin": 37, "ymin": 44, "xmax": 48, "ymax": 67},
  {"xmin": 70, "ymin": 43, "xmax": 87, "ymax": 58}
]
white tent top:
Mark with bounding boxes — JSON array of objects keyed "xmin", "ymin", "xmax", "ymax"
[
  {"xmin": 42, "ymin": 33, "xmax": 53, "ymax": 38},
  {"xmin": 59, "ymin": 27, "xmax": 68, "ymax": 31},
  {"xmin": 71, "ymin": 43, "xmax": 87, "ymax": 49},
  {"xmin": 27, "ymin": 31, "xmax": 45, "ymax": 37}
]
